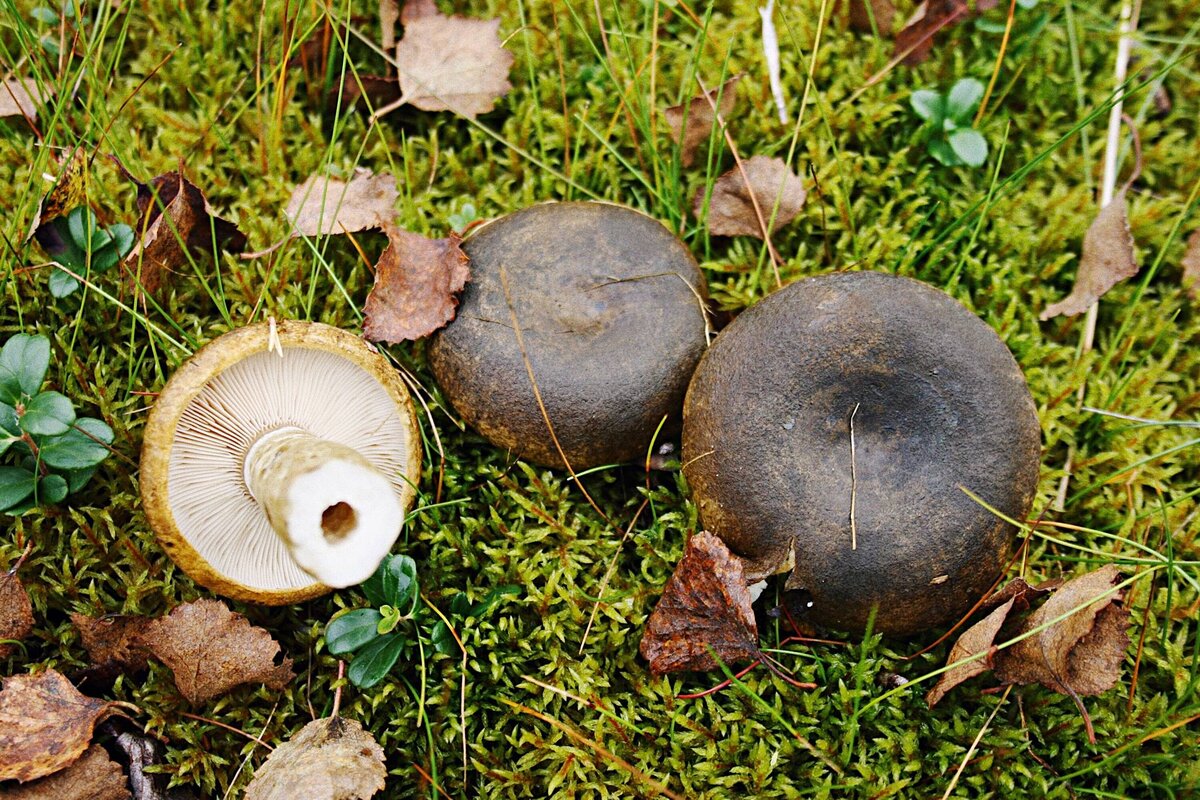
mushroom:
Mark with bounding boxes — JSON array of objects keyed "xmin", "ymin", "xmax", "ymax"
[
  {"xmin": 140, "ymin": 321, "xmax": 422, "ymax": 604},
  {"xmin": 428, "ymin": 202, "xmax": 709, "ymax": 470},
  {"xmin": 682, "ymin": 272, "xmax": 1040, "ymax": 635}
]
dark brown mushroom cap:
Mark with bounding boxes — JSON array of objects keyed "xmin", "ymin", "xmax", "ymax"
[
  {"xmin": 428, "ymin": 202, "xmax": 709, "ymax": 470},
  {"xmin": 682, "ymin": 272, "xmax": 1041, "ymax": 636}
]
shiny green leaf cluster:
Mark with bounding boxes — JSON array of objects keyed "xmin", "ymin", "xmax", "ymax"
[
  {"xmin": 38, "ymin": 206, "xmax": 135, "ymax": 298},
  {"xmin": 910, "ymin": 79, "xmax": 990, "ymax": 168}
]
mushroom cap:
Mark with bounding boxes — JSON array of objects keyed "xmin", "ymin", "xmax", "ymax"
[
  {"xmin": 140, "ymin": 321, "xmax": 422, "ymax": 605},
  {"xmin": 682, "ymin": 272, "xmax": 1041, "ymax": 636},
  {"xmin": 428, "ymin": 202, "xmax": 709, "ymax": 469}
]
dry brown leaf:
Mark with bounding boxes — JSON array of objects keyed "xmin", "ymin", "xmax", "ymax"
[
  {"xmin": 135, "ymin": 599, "xmax": 294, "ymax": 704},
  {"xmin": 0, "ymin": 79, "xmax": 50, "ymax": 123},
  {"xmin": 0, "ymin": 671, "xmax": 120, "ymax": 782},
  {"xmin": 400, "ymin": 0, "xmax": 439, "ymax": 23},
  {"xmin": 1041, "ymin": 190, "xmax": 1138, "ymax": 320},
  {"xmin": 847, "ymin": 0, "xmax": 896, "ymax": 33},
  {"xmin": 0, "ymin": 572, "xmax": 32, "ymax": 660},
  {"xmin": 331, "ymin": 75, "xmax": 402, "ymax": 114},
  {"xmin": 995, "ymin": 565, "xmax": 1130, "ymax": 697},
  {"xmin": 379, "ymin": 0, "xmax": 399, "ymax": 51},
  {"xmin": 1181, "ymin": 230, "xmax": 1200, "ymax": 301},
  {"xmin": 638, "ymin": 532, "xmax": 760, "ymax": 674},
  {"xmin": 694, "ymin": 155, "xmax": 807, "ymax": 239},
  {"xmin": 978, "ymin": 576, "xmax": 1060, "ymax": 615},
  {"xmin": 663, "ymin": 76, "xmax": 740, "ymax": 168},
  {"xmin": 71, "ymin": 614, "xmax": 151, "ymax": 684},
  {"xmin": 362, "ymin": 226, "xmax": 471, "ymax": 343},
  {"xmin": 125, "ymin": 171, "xmax": 247, "ymax": 294},
  {"xmin": 395, "ymin": 13, "xmax": 514, "ymax": 118},
  {"xmin": 894, "ymin": 0, "xmax": 968, "ymax": 65},
  {"xmin": 925, "ymin": 598, "xmax": 1014, "ymax": 706},
  {"xmin": 28, "ymin": 147, "xmax": 86, "ymax": 246},
  {"xmin": 285, "ymin": 170, "xmax": 399, "ymax": 238},
  {"xmin": 0, "ymin": 745, "xmax": 129, "ymax": 800},
  {"xmin": 244, "ymin": 717, "xmax": 386, "ymax": 800}
]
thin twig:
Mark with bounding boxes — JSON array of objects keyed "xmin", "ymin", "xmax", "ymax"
[
  {"xmin": 848, "ymin": 403, "xmax": 861, "ymax": 550},
  {"xmin": 180, "ymin": 713, "xmax": 274, "ymax": 749},
  {"xmin": 974, "ymin": 0, "xmax": 1018, "ymax": 124},
  {"xmin": 331, "ymin": 660, "xmax": 344, "ymax": 719}
]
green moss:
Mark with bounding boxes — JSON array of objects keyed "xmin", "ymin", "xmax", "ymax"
[{"xmin": 2, "ymin": 0, "xmax": 1199, "ymax": 797}]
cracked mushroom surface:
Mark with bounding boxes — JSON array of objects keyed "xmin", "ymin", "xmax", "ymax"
[
  {"xmin": 428, "ymin": 201, "xmax": 710, "ymax": 470},
  {"xmin": 140, "ymin": 321, "xmax": 422, "ymax": 604},
  {"xmin": 682, "ymin": 272, "xmax": 1041, "ymax": 636}
]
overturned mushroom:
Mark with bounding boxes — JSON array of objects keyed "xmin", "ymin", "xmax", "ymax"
[
  {"xmin": 428, "ymin": 202, "xmax": 709, "ymax": 470},
  {"xmin": 682, "ymin": 272, "xmax": 1040, "ymax": 636},
  {"xmin": 140, "ymin": 321, "xmax": 422, "ymax": 604}
]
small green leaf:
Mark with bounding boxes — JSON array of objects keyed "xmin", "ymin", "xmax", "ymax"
[
  {"xmin": 31, "ymin": 7, "xmax": 59, "ymax": 23},
  {"xmin": 37, "ymin": 473, "xmax": 68, "ymax": 504},
  {"xmin": 326, "ymin": 608, "xmax": 384, "ymax": 655},
  {"xmin": 947, "ymin": 78, "xmax": 985, "ymax": 121},
  {"xmin": 0, "ymin": 334, "xmax": 51, "ymax": 403},
  {"xmin": 62, "ymin": 466, "xmax": 97, "ymax": 494},
  {"xmin": 109, "ymin": 224, "xmax": 135, "ymax": 258},
  {"xmin": 91, "ymin": 244, "xmax": 122, "ymax": 272},
  {"xmin": 1015, "ymin": 0, "xmax": 1038, "ymax": 9},
  {"xmin": 20, "ymin": 391, "xmax": 76, "ymax": 436},
  {"xmin": 347, "ymin": 633, "xmax": 406, "ymax": 689},
  {"xmin": 430, "ymin": 621, "xmax": 455, "ymax": 655},
  {"xmin": 470, "ymin": 585, "xmax": 521, "ymax": 618},
  {"xmin": 361, "ymin": 563, "xmax": 388, "ymax": 607},
  {"xmin": 948, "ymin": 128, "xmax": 988, "ymax": 167},
  {"xmin": 38, "ymin": 417, "xmax": 113, "ymax": 469},
  {"xmin": 928, "ymin": 137, "xmax": 959, "ymax": 166},
  {"xmin": 0, "ymin": 467, "xmax": 37, "ymax": 511},
  {"xmin": 448, "ymin": 592, "xmax": 472, "ymax": 618},
  {"xmin": 381, "ymin": 554, "xmax": 419, "ymax": 609},
  {"xmin": 377, "ymin": 605, "xmax": 402, "ymax": 635},
  {"xmin": 0, "ymin": 402, "xmax": 18, "ymax": 435},
  {"xmin": 67, "ymin": 206, "xmax": 95, "ymax": 249},
  {"xmin": 48, "ymin": 268, "xmax": 80, "ymax": 298},
  {"xmin": 910, "ymin": 89, "xmax": 945, "ymax": 123}
]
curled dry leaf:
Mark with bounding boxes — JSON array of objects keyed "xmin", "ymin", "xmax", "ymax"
[
  {"xmin": 362, "ymin": 226, "xmax": 471, "ymax": 343},
  {"xmin": 135, "ymin": 599, "xmax": 294, "ymax": 704},
  {"xmin": 0, "ymin": 572, "xmax": 32, "ymax": 660},
  {"xmin": 894, "ymin": 0, "xmax": 969, "ymax": 65},
  {"xmin": 0, "ymin": 79, "xmax": 51, "ymax": 123},
  {"xmin": 639, "ymin": 531, "xmax": 759, "ymax": 674},
  {"xmin": 1041, "ymin": 189, "xmax": 1138, "ymax": 320},
  {"xmin": 395, "ymin": 11, "xmax": 514, "ymax": 119},
  {"xmin": 244, "ymin": 717, "xmax": 386, "ymax": 800},
  {"xmin": 0, "ymin": 670, "xmax": 121, "ymax": 782},
  {"xmin": 925, "ymin": 598, "xmax": 1015, "ymax": 706},
  {"xmin": 694, "ymin": 155, "xmax": 807, "ymax": 239},
  {"xmin": 663, "ymin": 76, "xmax": 740, "ymax": 168},
  {"xmin": 1181, "ymin": 230, "xmax": 1200, "ymax": 301},
  {"xmin": 71, "ymin": 613, "xmax": 151, "ymax": 684},
  {"xmin": 125, "ymin": 171, "xmax": 247, "ymax": 295},
  {"xmin": 0, "ymin": 745, "xmax": 129, "ymax": 800},
  {"xmin": 847, "ymin": 0, "xmax": 896, "ymax": 33},
  {"xmin": 995, "ymin": 565, "xmax": 1130, "ymax": 698},
  {"xmin": 28, "ymin": 147, "xmax": 86, "ymax": 246},
  {"xmin": 978, "ymin": 576, "xmax": 1060, "ymax": 615},
  {"xmin": 285, "ymin": 170, "xmax": 399, "ymax": 237}
]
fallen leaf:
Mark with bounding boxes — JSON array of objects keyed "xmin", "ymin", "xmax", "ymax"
[
  {"xmin": 694, "ymin": 155, "xmax": 807, "ymax": 239},
  {"xmin": 0, "ymin": 572, "xmax": 32, "ymax": 659},
  {"xmin": 978, "ymin": 576, "xmax": 1060, "ymax": 615},
  {"xmin": 400, "ymin": 0, "xmax": 439, "ymax": 23},
  {"xmin": 894, "ymin": 0, "xmax": 968, "ymax": 65},
  {"xmin": 1181, "ymin": 230, "xmax": 1200, "ymax": 301},
  {"xmin": 330, "ymin": 75, "xmax": 402, "ymax": 114},
  {"xmin": 379, "ymin": 0, "xmax": 399, "ymax": 51},
  {"xmin": 285, "ymin": 169, "xmax": 399, "ymax": 238},
  {"xmin": 71, "ymin": 613, "xmax": 151, "ymax": 684},
  {"xmin": 638, "ymin": 532, "xmax": 760, "ymax": 674},
  {"xmin": 663, "ymin": 76, "xmax": 740, "ymax": 168},
  {"xmin": 362, "ymin": 226, "xmax": 471, "ymax": 343},
  {"xmin": 0, "ymin": 745, "xmax": 129, "ymax": 800},
  {"xmin": 925, "ymin": 598, "xmax": 1014, "ymax": 706},
  {"xmin": 847, "ymin": 0, "xmax": 896, "ymax": 34},
  {"xmin": 1041, "ymin": 190, "xmax": 1138, "ymax": 320},
  {"xmin": 395, "ymin": 12, "xmax": 514, "ymax": 118},
  {"xmin": 243, "ymin": 716, "xmax": 386, "ymax": 800},
  {"xmin": 135, "ymin": 599, "xmax": 294, "ymax": 704},
  {"xmin": 0, "ymin": 670, "xmax": 120, "ymax": 782},
  {"xmin": 995, "ymin": 565, "xmax": 1130, "ymax": 697},
  {"xmin": 28, "ymin": 147, "xmax": 86, "ymax": 247},
  {"xmin": 0, "ymin": 79, "xmax": 51, "ymax": 123},
  {"xmin": 125, "ymin": 171, "xmax": 247, "ymax": 294}
]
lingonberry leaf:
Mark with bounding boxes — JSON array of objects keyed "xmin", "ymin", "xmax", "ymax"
[
  {"xmin": 347, "ymin": 632, "xmax": 406, "ymax": 689},
  {"xmin": 19, "ymin": 391, "xmax": 75, "ymax": 436},
  {"xmin": 326, "ymin": 609, "xmax": 384, "ymax": 655},
  {"xmin": 0, "ymin": 334, "xmax": 51, "ymax": 403}
]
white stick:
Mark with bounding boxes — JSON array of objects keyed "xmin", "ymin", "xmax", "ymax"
[{"xmin": 760, "ymin": 0, "xmax": 787, "ymax": 123}]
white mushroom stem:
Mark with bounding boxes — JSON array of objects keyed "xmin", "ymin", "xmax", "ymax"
[{"xmin": 244, "ymin": 427, "xmax": 403, "ymax": 587}]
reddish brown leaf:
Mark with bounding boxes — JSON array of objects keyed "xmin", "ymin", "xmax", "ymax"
[
  {"xmin": 28, "ymin": 147, "xmax": 86, "ymax": 246},
  {"xmin": 663, "ymin": 76, "xmax": 740, "ymax": 168},
  {"xmin": 0, "ymin": 671, "xmax": 120, "ymax": 782},
  {"xmin": 0, "ymin": 745, "xmax": 129, "ymax": 800},
  {"xmin": 694, "ymin": 155, "xmax": 807, "ymax": 239},
  {"xmin": 995, "ymin": 565, "xmax": 1130, "ymax": 697},
  {"xmin": 1181, "ymin": 230, "xmax": 1200, "ymax": 301},
  {"xmin": 400, "ymin": 0, "xmax": 439, "ymax": 23},
  {"xmin": 135, "ymin": 599, "xmax": 294, "ymax": 704},
  {"xmin": 0, "ymin": 79, "xmax": 51, "ymax": 123},
  {"xmin": 1041, "ymin": 190, "xmax": 1138, "ymax": 320},
  {"xmin": 847, "ymin": 0, "xmax": 896, "ymax": 34},
  {"xmin": 362, "ymin": 226, "xmax": 471, "ymax": 343},
  {"xmin": 244, "ymin": 717, "xmax": 386, "ymax": 800},
  {"xmin": 894, "ymin": 0, "xmax": 968, "ymax": 65},
  {"xmin": 125, "ymin": 171, "xmax": 247, "ymax": 294},
  {"xmin": 0, "ymin": 572, "xmax": 32, "ymax": 660},
  {"xmin": 926, "ymin": 598, "xmax": 1014, "ymax": 706},
  {"xmin": 395, "ymin": 12, "xmax": 514, "ymax": 118},
  {"xmin": 978, "ymin": 576, "xmax": 1060, "ymax": 615},
  {"xmin": 330, "ymin": 75, "xmax": 403, "ymax": 114},
  {"xmin": 285, "ymin": 169, "xmax": 399, "ymax": 238},
  {"xmin": 639, "ymin": 532, "xmax": 759, "ymax": 674},
  {"xmin": 71, "ymin": 613, "xmax": 151, "ymax": 683}
]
